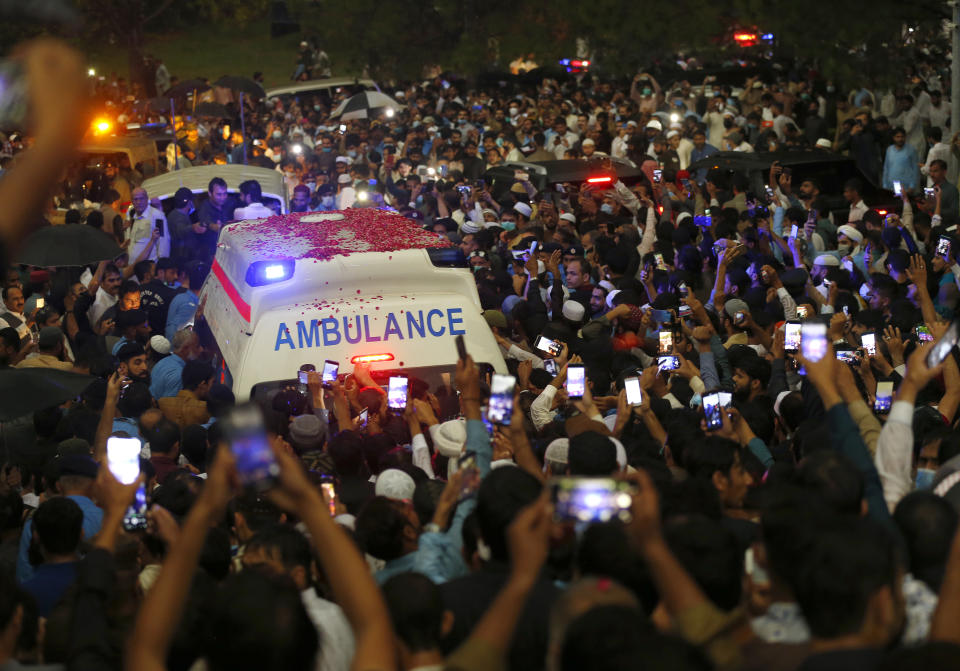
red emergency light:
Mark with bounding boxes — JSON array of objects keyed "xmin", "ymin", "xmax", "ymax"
[
  {"xmin": 875, "ymin": 209, "xmax": 888, "ymax": 217},
  {"xmin": 734, "ymin": 32, "xmax": 758, "ymax": 44},
  {"xmin": 351, "ymin": 353, "xmax": 395, "ymax": 364},
  {"xmin": 586, "ymin": 176, "xmax": 613, "ymax": 184}
]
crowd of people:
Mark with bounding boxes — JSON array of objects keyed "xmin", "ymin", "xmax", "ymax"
[{"xmin": 3, "ymin": 38, "xmax": 960, "ymax": 671}]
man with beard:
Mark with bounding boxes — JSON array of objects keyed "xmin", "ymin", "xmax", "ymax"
[
  {"xmin": 116, "ymin": 341, "xmax": 150, "ymax": 385},
  {"xmin": 731, "ymin": 352, "xmax": 771, "ymax": 404}
]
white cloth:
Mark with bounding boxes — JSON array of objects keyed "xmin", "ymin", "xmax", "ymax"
[
  {"xmin": 874, "ymin": 400, "xmax": 915, "ymax": 513},
  {"xmin": 127, "ymin": 205, "xmax": 170, "ymax": 262},
  {"xmin": 847, "ymin": 200, "xmax": 869, "ymax": 222},
  {"xmin": 233, "ymin": 202, "xmax": 275, "ymax": 220},
  {"xmin": 336, "ymin": 187, "xmax": 356, "ymax": 210},
  {"xmin": 301, "ymin": 589, "xmax": 355, "ymax": 671},
  {"xmin": 0, "ymin": 311, "xmax": 28, "ymax": 341},
  {"xmin": 87, "ymin": 287, "xmax": 117, "ymax": 327}
]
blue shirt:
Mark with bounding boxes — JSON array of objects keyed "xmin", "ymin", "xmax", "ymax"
[
  {"xmin": 882, "ymin": 144, "xmax": 919, "ymax": 190},
  {"xmin": 22, "ymin": 561, "xmax": 79, "ymax": 617},
  {"xmin": 17, "ymin": 495, "xmax": 102, "ymax": 583},
  {"xmin": 165, "ymin": 290, "xmax": 199, "ymax": 341},
  {"xmin": 149, "ymin": 353, "xmax": 186, "ymax": 400},
  {"xmin": 690, "ymin": 143, "xmax": 719, "ymax": 184}
]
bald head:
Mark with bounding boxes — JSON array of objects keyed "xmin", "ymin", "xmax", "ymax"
[{"xmin": 131, "ymin": 188, "xmax": 149, "ymax": 214}]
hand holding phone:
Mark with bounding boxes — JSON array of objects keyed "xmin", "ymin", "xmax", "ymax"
[
  {"xmin": 388, "ymin": 376, "xmax": 408, "ymax": 410},
  {"xmin": 223, "ymin": 403, "xmax": 279, "ymax": 490},
  {"xmin": 566, "ymin": 364, "xmax": 585, "ymax": 399},
  {"xmin": 624, "ymin": 376, "xmax": 642, "ymax": 406},
  {"xmin": 487, "ymin": 374, "xmax": 516, "ymax": 425}
]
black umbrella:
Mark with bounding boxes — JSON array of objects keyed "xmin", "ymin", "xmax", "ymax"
[
  {"xmin": 17, "ymin": 224, "xmax": 123, "ymax": 267},
  {"xmin": 213, "ymin": 76, "xmax": 265, "ymax": 98},
  {"xmin": 0, "ymin": 368, "xmax": 96, "ymax": 421},
  {"xmin": 194, "ymin": 101, "xmax": 231, "ymax": 118},
  {"xmin": 164, "ymin": 78, "xmax": 210, "ymax": 99}
]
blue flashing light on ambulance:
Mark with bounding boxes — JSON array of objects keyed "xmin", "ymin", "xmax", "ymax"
[{"xmin": 199, "ymin": 209, "xmax": 507, "ymax": 401}]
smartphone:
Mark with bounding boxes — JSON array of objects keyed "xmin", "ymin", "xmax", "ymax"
[
  {"xmin": 789, "ymin": 224, "xmax": 799, "ymax": 239},
  {"xmin": 658, "ymin": 330, "xmax": 674, "ymax": 354},
  {"xmin": 718, "ymin": 391, "xmax": 733, "ymax": 408},
  {"xmin": 764, "ymin": 185, "xmax": 776, "ymax": 201},
  {"xmin": 455, "ymin": 333, "xmax": 468, "ymax": 360},
  {"xmin": 861, "ymin": 332, "xmax": 877, "ymax": 356},
  {"xmin": 535, "ymin": 335, "xmax": 563, "ymax": 357},
  {"xmin": 925, "ymin": 187, "xmax": 936, "ymax": 199},
  {"xmin": 358, "ymin": 408, "xmax": 369, "ymax": 427},
  {"xmin": 550, "ymin": 477, "xmax": 636, "ymax": 523},
  {"xmin": 703, "ymin": 391, "xmax": 724, "ymax": 430},
  {"xmin": 125, "ymin": 483, "xmax": 148, "ymax": 531},
  {"xmin": 678, "ymin": 304, "xmax": 692, "ymax": 318},
  {"xmin": 835, "ymin": 348, "xmax": 859, "ymax": 363},
  {"xmin": 107, "ymin": 436, "xmax": 141, "ymax": 485},
  {"xmin": 35, "ymin": 297, "xmax": 44, "ymax": 309},
  {"xmin": 937, "ymin": 236, "xmax": 952, "ymax": 258},
  {"xmin": 893, "ymin": 181, "xmax": 902, "ymax": 197},
  {"xmin": 298, "ymin": 370, "xmax": 309, "ymax": 385},
  {"xmin": 651, "ymin": 309, "xmax": 672, "ymax": 326},
  {"xmin": 653, "ymin": 169, "xmax": 663, "ymax": 183},
  {"xmin": 658, "ymin": 355, "xmax": 680, "ymax": 371},
  {"xmin": 322, "ymin": 360, "xmax": 339, "ymax": 386},
  {"xmin": 222, "ymin": 404, "xmax": 279, "ymax": 490},
  {"xmin": 784, "ymin": 320, "xmax": 802, "ymax": 352},
  {"xmin": 678, "ymin": 282, "xmax": 689, "ymax": 296},
  {"xmin": 875, "ymin": 381, "xmax": 894, "ymax": 414},
  {"xmin": 796, "ymin": 305, "xmax": 810, "ymax": 319},
  {"xmin": 915, "ymin": 325, "xmax": 934, "ymax": 343},
  {"xmin": 387, "ymin": 376, "xmax": 408, "ymax": 410},
  {"xmin": 320, "ymin": 479, "xmax": 337, "ymax": 516},
  {"xmin": 735, "ymin": 311, "xmax": 746, "ymax": 325},
  {"xmin": 927, "ymin": 319, "xmax": 960, "ymax": 368},
  {"xmin": 456, "ymin": 185, "xmax": 471, "ymax": 196},
  {"xmin": 624, "ymin": 376, "xmax": 642, "ymax": 406},
  {"xmin": 801, "ymin": 322, "xmax": 828, "ymax": 362},
  {"xmin": 544, "ymin": 358, "xmax": 558, "ymax": 375},
  {"xmin": 154, "ymin": 218, "xmax": 164, "ymax": 237},
  {"xmin": 566, "ymin": 364, "xmax": 585, "ymax": 399},
  {"xmin": 458, "ymin": 453, "xmax": 482, "ymax": 499},
  {"xmin": 693, "ymin": 214, "xmax": 712, "ymax": 227},
  {"xmin": 487, "ymin": 374, "xmax": 516, "ymax": 425},
  {"xmin": 654, "ymin": 252, "xmax": 667, "ymax": 269}
]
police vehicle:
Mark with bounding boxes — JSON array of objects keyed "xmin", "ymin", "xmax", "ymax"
[{"xmin": 200, "ymin": 208, "xmax": 506, "ymax": 400}]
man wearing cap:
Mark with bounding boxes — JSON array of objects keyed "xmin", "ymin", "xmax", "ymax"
[
  {"xmin": 513, "ymin": 202, "xmax": 533, "ymax": 227},
  {"xmin": 15, "ymin": 326, "xmax": 72, "ymax": 370},
  {"xmin": 811, "ymin": 254, "xmax": 841, "ymax": 296},
  {"xmin": 16, "ymin": 453, "xmax": 103, "ymax": 583},
  {"xmin": 127, "ymin": 188, "xmax": 170, "ymax": 263}
]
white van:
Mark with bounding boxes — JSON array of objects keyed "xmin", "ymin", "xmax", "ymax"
[
  {"xmin": 265, "ymin": 77, "xmax": 379, "ymax": 104},
  {"xmin": 140, "ymin": 164, "xmax": 289, "ymax": 216},
  {"xmin": 199, "ymin": 209, "xmax": 506, "ymax": 400}
]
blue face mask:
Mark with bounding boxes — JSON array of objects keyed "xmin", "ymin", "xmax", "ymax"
[
  {"xmin": 916, "ymin": 468, "xmax": 936, "ymax": 490},
  {"xmin": 347, "ymin": 150, "xmax": 357, "ymax": 158},
  {"xmin": 314, "ymin": 105, "xmax": 322, "ymax": 111},
  {"xmin": 321, "ymin": 146, "xmax": 332, "ymax": 152},
  {"xmin": 321, "ymin": 196, "xmax": 334, "ymax": 207},
  {"xmin": 600, "ymin": 203, "xmax": 614, "ymax": 215},
  {"xmin": 500, "ymin": 220, "xmax": 516, "ymax": 231},
  {"xmin": 415, "ymin": 195, "xmax": 424, "ymax": 206}
]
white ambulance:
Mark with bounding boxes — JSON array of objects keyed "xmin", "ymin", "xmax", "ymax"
[{"xmin": 200, "ymin": 208, "xmax": 506, "ymax": 400}]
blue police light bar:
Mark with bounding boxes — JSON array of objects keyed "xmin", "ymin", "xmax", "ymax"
[{"xmin": 245, "ymin": 259, "xmax": 295, "ymax": 287}]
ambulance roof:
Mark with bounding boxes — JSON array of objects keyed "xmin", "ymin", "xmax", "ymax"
[{"xmin": 223, "ymin": 209, "xmax": 451, "ymax": 265}]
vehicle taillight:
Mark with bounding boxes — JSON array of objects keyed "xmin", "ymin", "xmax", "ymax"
[{"xmin": 351, "ymin": 353, "xmax": 395, "ymax": 364}]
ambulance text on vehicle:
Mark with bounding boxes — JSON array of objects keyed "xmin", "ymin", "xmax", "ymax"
[{"xmin": 200, "ymin": 208, "xmax": 506, "ymax": 400}]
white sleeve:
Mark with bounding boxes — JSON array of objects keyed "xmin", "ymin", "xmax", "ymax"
[
  {"xmin": 530, "ymin": 385, "xmax": 559, "ymax": 431},
  {"xmin": 507, "ymin": 344, "xmax": 544, "ymax": 368},
  {"xmin": 874, "ymin": 401, "xmax": 916, "ymax": 513},
  {"xmin": 411, "ymin": 432, "xmax": 436, "ymax": 479},
  {"xmin": 777, "ymin": 287, "xmax": 798, "ymax": 321}
]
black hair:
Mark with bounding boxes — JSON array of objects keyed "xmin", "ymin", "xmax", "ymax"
[
  {"xmin": 117, "ymin": 381, "xmax": 153, "ymax": 419},
  {"xmin": 180, "ymin": 424, "xmax": 208, "ymax": 471},
  {"xmin": 245, "ymin": 523, "xmax": 312, "ymax": 575},
  {"xmin": 893, "ymin": 491, "xmax": 958, "ymax": 592},
  {"xmin": 355, "ymin": 496, "xmax": 411, "ymax": 561},
  {"xmin": 795, "ymin": 449, "xmax": 864, "ymax": 516},
  {"xmin": 208, "ymin": 177, "xmax": 227, "ymax": 193},
  {"xmin": 182, "ymin": 360, "xmax": 215, "ymax": 391},
  {"xmin": 684, "ymin": 436, "xmax": 742, "ymax": 482},
  {"xmin": 663, "ymin": 515, "xmax": 743, "ymax": 610},
  {"xmin": 239, "ymin": 179, "xmax": 263, "ymax": 202},
  {"xmin": 382, "ymin": 572, "xmax": 446, "ymax": 652},
  {"xmin": 568, "ymin": 431, "xmax": 618, "ymax": 475},
  {"xmin": 33, "ymin": 496, "xmax": 83, "ymax": 555},
  {"xmin": 476, "ymin": 467, "xmax": 542, "ymax": 562},
  {"xmin": 203, "ymin": 570, "xmax": 317, "ymax": 671},
  {"xmin": 144, "ymin": 418, "xmax": 180, "ymax": 456},
  {"xmin": 188, "ymin": 262, "xmax": 210, "ymax": 292}
]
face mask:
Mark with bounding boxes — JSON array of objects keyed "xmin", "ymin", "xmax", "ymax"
[
  {"xmin": 314, "ymin": 104, "xmax": 322, "ymax": 111},
  {"xmin": 415, "ymin": 195, "xmax": 424, "ymax": 206},
  {"xmin": 496, "ymin": 138, "xmax": 504, "ymax": 147},
  {"xmin": 321, "ymin": 196, "xmax": 334, "ymax": 207},
  {"xmin": 321, "ymin": 146, "xmax": 332, "ymax": 152},
  {"xmin": 500, "ymin": 220, "xmax": 516, "ymax": 231},
  {"xmin": 826, "ymin": 86, "xmax": 836, "ymax": 93},
  {"xmin": 272, "ymin": 130, "xmax": 282, "ymax": 139},
  {"xmin": 915, "ymin": 468, "xmax": 936, "ymax": 490},
  {"xmin": 837, "ymin": 243, "xmax": 852, "ymax": 256},
  {"xmin": 641, "ymin": 87, "xmax": 652, "ymax": 96},
  {"xmin": 509, "ymin": 107, "xmax": 519, "ymax": 116},
  {"xmin": 600, "ymin": 203, "xmax": 614, "ymax": 215},
  {"xmin": 347, "ymin": 150, "xmax": 357, "ymax": 158}
]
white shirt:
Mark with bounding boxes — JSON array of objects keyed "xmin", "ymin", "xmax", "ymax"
[
  {"xmin": 233, "ymin": 201, "xmax": 275, "ymax": 220},
  {"xmin": 848, "ymin": 200, "xmax": 869, "ymax": 222},
  {"xmin": 301, "ymin": 588, "xmax": 355, "ymax": 671},
  {"xmin": 127, "ymin": 205, "xmax": 170, "ymax": 262},
  {"xmin": 0, "ymin": 311, "xmax": 28, "ymax": 340},
  {"xmin": 87, "ymin": 287, "xmax": 117, "ymax": 326},
  {"xmin": 336, "ymin": 187, "xmax": 356, "ymax": 210}
]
